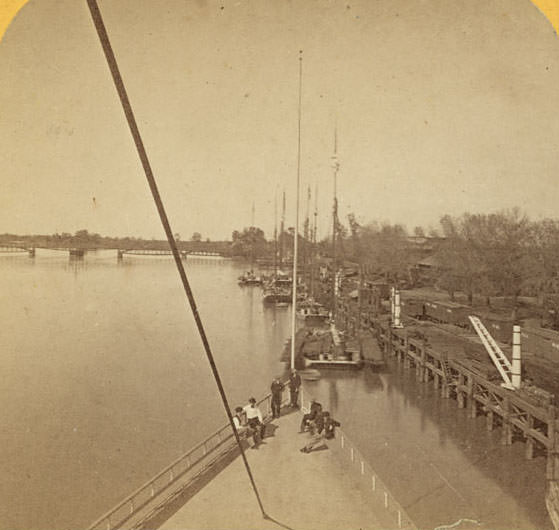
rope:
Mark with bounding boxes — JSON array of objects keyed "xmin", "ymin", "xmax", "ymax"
[{"xmin": 85, "ymin": 0, "xmax": 267, "ymax": 518}]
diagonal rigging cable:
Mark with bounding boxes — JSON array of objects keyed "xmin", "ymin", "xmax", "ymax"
[{"xmin": 85, "ymin": 0, "xmax": 267, "ymax": 518}]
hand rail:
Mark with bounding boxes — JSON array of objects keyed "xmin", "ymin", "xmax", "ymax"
[
  {"xmin": 300, "ymin": 390, "xmax": 418, "ymax": 530},
  {"xmin": 86, "ymin": 392, "xmax": 278, "ymax": 530}
]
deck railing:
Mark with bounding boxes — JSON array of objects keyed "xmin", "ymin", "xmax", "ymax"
[
  {"xmin": 88, "ymin": 382, "xmax": 415, "ymax": 530},
  {"xmin": 86, "ymin": 393, "xmax": 278, "ymax": 530},
  {"xmin": 300, "ymin": 387, "xmax": 418, "ymax": 530}
]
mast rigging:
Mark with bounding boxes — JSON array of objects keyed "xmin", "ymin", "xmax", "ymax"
[{"xmin": 85, "ymin": 0, "xmax": 267, "ymax": 518}]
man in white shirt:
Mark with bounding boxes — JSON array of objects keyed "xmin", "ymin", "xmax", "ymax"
[
  {"xmin": 243, "ymin": 397, "xmax": 265, "ymax": 440},
  {"xmin": 232, "ymin": 406, "xmax": 258, "ymax": 447}
]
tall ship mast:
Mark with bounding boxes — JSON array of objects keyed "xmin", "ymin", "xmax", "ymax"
[
  {"xmin": 273, "ymin": 191, "xmax": 278, "ymax": 277},
  {"xmin": 279, "ymin": 190, "xmax": 285, "ymax": 272},
  {"xmin": 290, "ymin": 50, "xmax": 303, "ymax": 370},
  {"xmin": 331, "ymin": 126, "xmax": 340, "ymax": 320},
  {"xmin": 309, "ymin": 183, "xmax": 318, "ymax": 299}
]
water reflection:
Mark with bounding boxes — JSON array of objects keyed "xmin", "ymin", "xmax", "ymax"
[
  {"xmin": 328, "ymin": 379, "xmax": 339, "ymax": 413},
  {"xmin": 305, "ymin": 359, "xmax": 551, "ymax": 530},
  {"xmin": 362, "ymin": 367, "xmax": 384, "ymax": 393},
  {"xmin": 0, "ymin": 254, "xmax": 289, "ymax": 530},
  {"xmin": 0, "ymin": 252, "xmax": 553, "ymax": 530}
]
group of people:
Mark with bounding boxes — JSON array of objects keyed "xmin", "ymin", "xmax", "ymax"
[
  {"xmin": 299, "ymin": 399, "xmax": 341, "ymax": 454},
  {"xmin": 271, "ymin": 369, "xmax": 303, "ymax": 415},
  {"xmin": 233, "ymin": 397, "xmax": 265, "ymax": 448},
  {"xmin": 231, "ymin": 370, "xmax": 341, "ymax": 454},
  {"xmin": 231, "ymin": 370, "xmax": 302, "ymax": 449}
]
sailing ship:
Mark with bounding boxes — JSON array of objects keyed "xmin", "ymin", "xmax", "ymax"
[
  {"xmin": 284, "ymin": 127, "xmax": 364, "ymax": 369},
  {"xmin": 296, "ymin": 298, "xmax": 329, "ymax": 321},
  {"xmin": 238, "ymin": 203, "xmax": 263, "ymax": 286},
  {"xmin": 262, "ymin": 285, "xmax": 292, "ymax": 304},
  {"xmin": 261, "ymin": 193, "xmax": 294, "ymax": 303}
]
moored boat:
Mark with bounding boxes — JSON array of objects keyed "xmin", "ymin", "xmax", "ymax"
[
  {"xmin": 262, "ymin": 287, "xmax": 292, "ymax": 304},
  {"xmin": 237, "ymin": 270, "xmax": 262, "ymax": 286},
  {"xmin": 296, "ymin": 299, "xmax": 330, "ymax": 325},
  {"xmin": 281, "ymin": 326, "xmax": 363, "ymax": 369}
]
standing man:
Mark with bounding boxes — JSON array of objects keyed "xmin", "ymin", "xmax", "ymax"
[
  {"xmin": 270, "ymin": 377, "xmax": 283, "ymax": 419},
  {"xmin": 244, "ymin": 397, "xmax": 265, "ymax": 440},
  {"xmin": 288, "ymin": 369, "xmax": 302, "ymax": 408}
]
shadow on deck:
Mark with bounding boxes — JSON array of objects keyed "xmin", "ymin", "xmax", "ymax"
[{"xmin": 133, "ymin": 407, "xmax": 402, "ymax": 530}]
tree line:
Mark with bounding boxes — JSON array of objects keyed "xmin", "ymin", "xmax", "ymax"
[
  {"xmin": 0, "ymin": 230, "xmax": 228, "ymax": 252},
  {"xmin": 5, "ymin": 208, "xmax": 559, "ymax": 312},
  {"xmin": 336, "ymin": 208, "xmax": 559, "ymax": 313}
]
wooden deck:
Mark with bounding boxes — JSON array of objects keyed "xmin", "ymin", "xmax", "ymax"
[{"xmin": 154, "ymin": 408, "xmax": 388, "ymax": 530}]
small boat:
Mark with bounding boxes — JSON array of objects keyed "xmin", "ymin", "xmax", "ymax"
[
  {"xmin": 296, "ymin": 299, "xmax": 330, "ymax": 325},
  {"xmin": 263, "ymin": 287, "xmax": 292, "ymax": 304},
  {"xmin": 281, "ymin": 327, "xmax": 363, "ymax": 369},
  {"xmin": 299, "ymin": 368, "xmax": 321, "ymax": 381},
  {"xmin": 237, "ymin": 270, "xmax": 262, "ymax": 286},
  {"xmin": 304, "ymin": 349, "xmax": 363, "ymax": 369},
  {"xmin": 263, "ymin": 270, "xmax": 292, "ymax": 289},
  {"xmin": 69, "ymin": 248, "xmax": 85, "ymax": 258}
]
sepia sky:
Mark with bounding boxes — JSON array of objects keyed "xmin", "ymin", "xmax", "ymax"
[{"xmin": 1, "ymin": 0, "xmax": 559, "ymax": 240}]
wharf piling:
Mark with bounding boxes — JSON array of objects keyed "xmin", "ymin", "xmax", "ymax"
[{"xmin": 370, "ymin": 316, "xmax": 559, "ymax": 486}]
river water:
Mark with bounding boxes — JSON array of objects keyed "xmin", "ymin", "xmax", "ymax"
[{"xmin": 0, "ymin": 251, "xmax": 551, "ymax": 530}]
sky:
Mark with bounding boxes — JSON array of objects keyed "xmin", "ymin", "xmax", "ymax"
[{"xmin": 1, "ymin": 0, "xmax": 559, "ymax": 241}]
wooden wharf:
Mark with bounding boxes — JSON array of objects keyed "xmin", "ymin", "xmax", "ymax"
[{"xmin": 370, "ymin": 316, "xmax": 559, "ymax": 481}]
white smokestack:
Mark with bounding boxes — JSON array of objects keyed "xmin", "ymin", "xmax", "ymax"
[
  {"xmin": 393, "ymin": 289, "xmax": 403, "ymax": 328},
  {"xmin": 511, "ymin": 325, "xmax": 521, "ymax": 389}
]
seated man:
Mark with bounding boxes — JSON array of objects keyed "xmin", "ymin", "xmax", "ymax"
[
  {"xmin": 300, "ymin": 411, "xmax": 341, "ymax": 453},
  {"xmin": 243, "ymin": 397, "xmax": 266, "ymax": 440},
  {"xmin": 232, "ymin": 406, "xmax": 259, "ymax": 447},
  {"xmin": 299, "ymin": 399, "xmax": 322, "ymax": 433},
  {"xmin": 323, "ymin": 412, "xmax": 341, "ymax": 440}
]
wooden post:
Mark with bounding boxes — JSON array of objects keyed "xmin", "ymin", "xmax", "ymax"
[
  {"xmin": 526, "ymin": 414, "xmax": 534, "ymax": 460},
  {"xmin": 413, "ymin": 340, "xmax": 420, "ymax": 378},
  {"xmin": 547, "ymin": 405, "xmax": 558, "ymax": 481},
  {"xmin": 501, "ymin": 397, "xmax": 512, "ymax": 446},
  {"xmin": 383, "ymin": 325, "xmax": 389, "ymax": 358},
  {"xmin": 467, "ymin": 376, "xmax": 477, "ymax": 418},
  {"xmin": 457, "ymin": 373, "xmax": 465, "ymax": 408},
  {"xmin": 434, "ymin": 371, "xmax": 440, "ymax": 391},
  {"xmin": 420, "ymin": 346, "xmax": 427, "ymax": 383},
  {"xmin": 404, "ymin": 330, "xmax": 409, "ymax": 369},
  {"xmin": 403, "ymin": 334, "xmax": 410, "ymax": 369},
  {"xmin": 441, "ymin": 357, "xmax": 449, "ymax": 399},
  {"xmin": 486, "ymin": 409, "xmax": 494, "ymax": 431}
]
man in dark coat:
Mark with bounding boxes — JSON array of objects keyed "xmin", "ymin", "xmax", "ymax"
[
  {"xmin": 270, "ymin": 377, "xmax": 283, "ymax": 418},
  {"xmin": 288, "ymin": 369, "xmax": 302, "ymax": 408},
  {"xmin": 299, "ymin": 399, "xmax": 322, "ymax": 433},
  {"xmin": 300, "ymin": 411, "xmax": 341, "ymax": 453}
]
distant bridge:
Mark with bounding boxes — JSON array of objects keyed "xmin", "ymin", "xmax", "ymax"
[
  {"xmin": 118, "ymin": 248, "xmax": 227, "ymax": 259},
  {"xmin": 0, "ymin": 243, "xmax": 35, "ymax": 256},
  {"xmin": 118, "ymin": 241, "xmax": 232, "ymax": 259},
  {"xmin": 0, "ymin": 245, "xmax": 92, "ymax": 258},
  {"xmin": 0, "ymin": 241, "xmax": 233, "ymax": 259}
]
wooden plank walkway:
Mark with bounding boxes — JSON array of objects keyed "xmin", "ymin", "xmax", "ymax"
[{"xmin": 157, "ymin": 409, "xmax": 384, "ymax": 530}]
